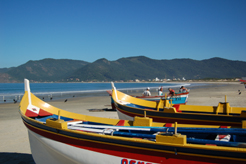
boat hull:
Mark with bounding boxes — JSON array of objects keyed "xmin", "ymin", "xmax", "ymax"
[
  {"xmin": 22, "ymin": 116, "xmax": 246, "ymax": 164},
  {"xmin": 28, "ymin": 130, "xmax": 134, "ymax": 164},
  {"xmin": 108, "ymin": 90, "xmax": 189, "ymax": 110},
  {"xmin": 19, "ymin": 79, "xmax": 246, "ymax": 164},
  {"xmin": 110, "ymin": 88, "xmax": 246, "ymax": 127},
  {"xmin": 115, "ymin": 102, "xmax": 245, "ymax": 126},
  {"xmin": 107, "ymin": 90, "xmax": 189, "ymax": 103},
  {"xmin": 135, "ymin": 93, "xmax": 189, "ymax": 104}
]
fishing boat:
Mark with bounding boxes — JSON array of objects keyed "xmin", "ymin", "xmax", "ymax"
[
  {"xmin": 20, "ymin": 79, "xmax": 246, "ymax": 164},
  {"xmin": 107, "ymin": 89, "xmax": 189, "ymax": 110},
  {"xmin": 111, "ymin": 82, "xmax": 246, "ymax": 127},
  {"xmin": 239, "ymin": 78, "xmax": 246, "ymax": 89}
]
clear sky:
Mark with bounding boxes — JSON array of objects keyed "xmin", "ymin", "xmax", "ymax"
[{"xmin": 1, "ymin": 0, "xmax": 246, "ymax": 68}]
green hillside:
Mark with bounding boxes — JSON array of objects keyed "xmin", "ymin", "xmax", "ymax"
[
  {"xmin": 6, "ymin": 58, "xmax": 89, "ymax": 82},
  {"xmin": 1, "ymin": 56, "xmax": 246, "ymax": 82},
  {"xmin": 68, "ymin": 56, "xmax": 246, "ymax": 81}
]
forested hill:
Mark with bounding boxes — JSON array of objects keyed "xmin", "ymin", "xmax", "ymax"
[
  {"xmin": 0, "ymin": 58, "xmax": 89, "ymax": 82},
  {"xmin": 0, "ymin": 56, "xmax": 245, "ymax": 82},
  {"xmin": 68, "ymin": 56, "xmax": 246, "ymax": 81}
]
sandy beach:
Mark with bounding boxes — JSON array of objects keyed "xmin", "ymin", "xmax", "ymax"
[{"xmin": 0, "ymin": 82, "xmax": 245, "ymax": 164}]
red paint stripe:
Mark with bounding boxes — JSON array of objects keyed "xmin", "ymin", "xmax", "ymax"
[
  {"xmin": 106, "ymin": 90, "xmax": 112, "ymax": 96},
  {"xmin": 165, "ymin": 123, "xmax": 173, "ymax": 127},
  {"xmin": 220, "ymin": 126, "xmax": 228, "ymax": 128},
  {"xmin": 173, "ymin": 105, "xmax": 181, "ymax": 112},
  {"xmin": 25, "ymin": 109, "xmax": 38, "ymax": 117},
  {"xmin": 39, "ymin": 108, "xmax": 53, "ymax": 117},
  {"xmin": 116, "ymin": 120, "xmax": 125, "ymax": 126}
]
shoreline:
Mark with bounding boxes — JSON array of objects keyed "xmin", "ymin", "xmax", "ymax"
[
  {"xmin": 0, "ymin": 82, "xmax": 245, "ymax": 163},
  {"xmin": 0, "ymin": 82, "xmax": 239, "ymax": 105},
  {"xmin": 0, "ymin": 79, "xmax": 241, "ymax": 83}
]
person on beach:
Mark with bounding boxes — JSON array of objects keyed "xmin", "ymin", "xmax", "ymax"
[
  {"xmin": 179, "ymin": 86, "xmax": 188, "ymax": 92},
  {"xmin": 168, "ymin": 88, "xmax": 175, "ymax": 96},
  {"xmin": 143, "ymin": 87, "xmax": 151, "ymax": 96},
  {"xmin": 158, "ymin": 87, "xmax": 163, "ymax": 96}
]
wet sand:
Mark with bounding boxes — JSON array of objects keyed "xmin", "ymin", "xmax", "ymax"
[{"xmin": 0, "ymin": 82, "xmax": 245, "ymax": 163}]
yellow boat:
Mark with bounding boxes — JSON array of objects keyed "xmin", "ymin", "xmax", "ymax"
[
  {"xmin": 19, "ymin": 79, "xmax": 246, "ymax": 164},
  {"xmin": 111, "ymin": 82, "xmax": 246, "ymax": 127}
]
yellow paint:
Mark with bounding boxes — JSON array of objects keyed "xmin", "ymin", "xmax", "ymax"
[
  {"xmin": 46, "ymin": 118, "xmax": 67, "ymax": 129},
  {"xmin": 156, "ymin": 133, "xmax": 187, "ymax": 145},
  {"xmin": 215, "ymin": 102, "xmax": 232, "ymax": 115},
  {"xmin": 177, "ymin": 102, "xmax": 246, "ymax": 115},
  {"xmin": 58, "ymin": 110, "xmax": 61, "ymax": 120},
  {"xmin": 242, "ymin": 120, "xmax": 246, "ymax": 129},
  {"xmin": 178, "ymin": 104, "xmax": 216, "ymax": 113},
  {"xmin": 163, "ymin": 107, "xmax": 176, "ymax": 113},
  {"xmin": 19, "ymin": 91, "xmax": 29, "ymax": 113},
  {"xmin": 156, "ymin": 99, "xmax": 163, "ymax": 111},
  {"xmin": 155, "ymin": 97, "xmax": 173, "ymax": 111},
  {"xmin": 133, "ymin": 116, "xmax": 152, "ymax": 126},
  {"xmin": 164, "ymin": 98, "xmax": 172, "ymax": 108},
  {"xmin": 112, "ymin": 89, "xmax": 158, "ymax": 109}
]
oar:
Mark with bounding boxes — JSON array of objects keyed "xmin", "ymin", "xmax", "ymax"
[
  {"xmin": 69, "ymin": 124, "xmax": 152, "ymax": 131},
  {"xmin": 186, "ymin": 138, "xmax": 242, "ymax": 147},
  {"xmin": 68, "ymin": 126, "xmax": 114, "ymax": 134},
  {"xmin": 70, "ymin": 124, "xmax": 246, "ymax": 135},
  {"xmin": 152, "ymin": 127, "xmax": 246, "ymax": 135},
  {"xmin": 68, "ymin": 126, "xmax": 244, "ymax": 147}
]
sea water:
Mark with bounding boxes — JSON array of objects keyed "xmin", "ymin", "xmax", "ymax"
[{"xmin": 0, "ymin": 82, "xmax": 203, "ymax": 103}]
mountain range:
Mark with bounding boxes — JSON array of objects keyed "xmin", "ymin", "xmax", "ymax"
[{"xmin": 0, "ymin": 56, "xmax": 245, "ymax": 83}]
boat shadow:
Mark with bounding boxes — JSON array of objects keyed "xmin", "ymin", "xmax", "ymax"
[{"xmin": 0, "ymin": 152, "xmax": 35, "ymax": 164}]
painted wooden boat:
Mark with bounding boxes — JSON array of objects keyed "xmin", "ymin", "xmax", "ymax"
[
  {"xmin": 239, "ymin": 78, "xmax": 246, "ymax": 89},
  {"xmin": 107, "ymin": 90, "xmax": 189, "ymax": 103},
  {"xmin": 107, "ymin": 90, "xmax": 189, "ymax": 110},
  {"xmin": 111, "ymin": 82, "xmax": 246, "ymax": 127},
  {"xmin": 135, "ymin": 92, "xmax": 189, "ymax": 103},
  {"xmin": 20, "ymin": 79, "xmax": 246, "ymax": 164}
]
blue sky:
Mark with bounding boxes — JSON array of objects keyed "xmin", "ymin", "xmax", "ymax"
[{"xmin": 1, "ymin": 0, "xmax": 246, "ymax": 68}]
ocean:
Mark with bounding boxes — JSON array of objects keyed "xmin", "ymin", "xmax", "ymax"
[{"xmin": 0, "ymin": 82, "xmax": 204, "ymax": 103}]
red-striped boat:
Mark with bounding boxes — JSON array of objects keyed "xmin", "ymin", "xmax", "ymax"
[{"xmin": 19, "ymin": 79, "xmax": 246, "ymax": 164}]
